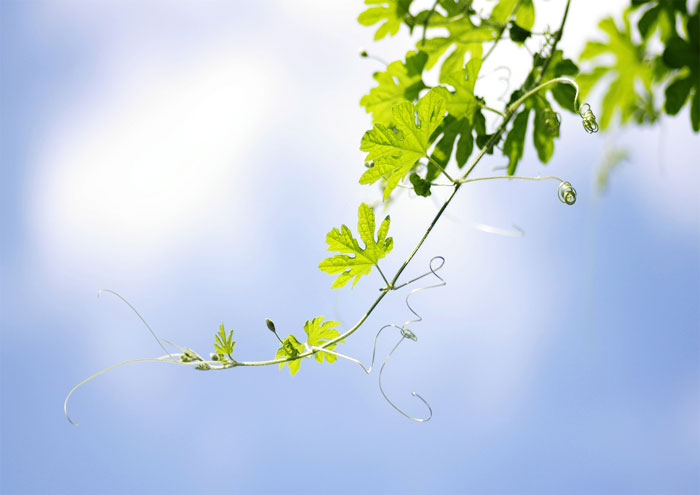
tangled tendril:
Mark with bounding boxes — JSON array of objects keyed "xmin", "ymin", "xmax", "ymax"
[
  {"xmin": 558, "ymin": 181, "xmax": 577, "ymax": 205},
  {"xmin": 579, "ymin": 103, "xmax": 599, "ymax": 133}
]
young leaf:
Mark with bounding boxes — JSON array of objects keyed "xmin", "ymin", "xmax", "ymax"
[
  {"xmin": 409, "ymin": 172, "xmax": 432, "ymax": 196},
  {"xmin": 360, "ymin": 51, "xmax": 428, "ymax": 126},
  {"xmin": 214, "ymin": 323, "xmax": 235, "ymax": 358},
  {"xmin": 275, "ymin": 335, "xmax": 305, "ymax": 376},
  {"xmin": 509, "ymin": 22, "xmax": 531, "ymax": 43},
  {"xmin": 358, "ymin": 0, "xmax": 413, "ymax": 40},
  {"xmin": 319, "ymin": 203, "xmax": 393, "ymax": 288},
  {"xmin": 360, "ymin": 88, "xmax": 447, "ymax": 200},
  {"xmin": 304, "ymin": 317, "xmax": 342, "ymax": 364}
]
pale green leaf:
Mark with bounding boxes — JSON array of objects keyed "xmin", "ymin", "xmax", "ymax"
[
  {"xmin": 319, "ymin": 203, "xmax": 393, "ymax": 288},
  {"xmin": 360, "ymin": 51, "xmax": 427, "ymax": 126},
  {"xmin": 358, "ymin": 0, "xmax": 412, "ymax": 40},
  {"xmin": 304, "ymin": 317, "xmax": 342, "ymax": 364}
]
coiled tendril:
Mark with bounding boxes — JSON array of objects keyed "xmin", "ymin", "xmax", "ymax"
[
  {"xmin": 557, "ymin": 181, "xmax": 577, "ymax": 205},
  {"xmin": 579, "ymin": 103, "xmax": 599, "ymax": 133}
]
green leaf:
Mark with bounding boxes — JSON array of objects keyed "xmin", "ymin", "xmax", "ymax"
[
  {"xmin": 360, "ymin": 88, "xmax": 447, "ymax": 200},
  {"xmin": 664, "ymin": 75, "xmax": 693, "ymax": 115},
  {"xmin": 360, "ymin": 51, "xmax": 427, "ymax": 126},
  {"xmin": 214, "ymin": 323, "xmax": 235, "ymax": 358},
  {"xmin": 319, "ymin": 203, "xmax": 393, "ymax": 288},
  {"xmin": 638, "ymin": 4, "xmax": 660, "ymax": 39},
  {"xmin": 409, "ymin": 172, "xmax": 432, "ymax": 196},
  {"xmin": 491, "ymin": 0, "xmax": 518, "ymax": 25},
  {"xmin": 503, "ymin": 110, "xmax": 529, "ymax": 175},
  {"xmin": 662, "ymin": 36, "xmax": 697, "ymax": 70},
  {"xmin": 304, "ymin": 317, "xmax": 342, "ymax": 364},
  {"xmin": 275, "ymin": 335, "xmax": 305, "ymax": 376},
  {"xmin": 578, "ymin": 15, "xmax": 655, "ymax": 129},
  {"xmin": 358, "ymin": 0, "xmax": 413, "ymax": 40},
  {"xmin": 551, "ymin": 83, "xmax": 577, "ymax": 113},
  {"xmin": 515, "ymin": 0, "xmax": 535, "ymax": 31},
  {"xmin": 509, "ymin": 22, "xmax": 531, "ymax": 43},
  {"xmin": 553, "ymin": 58, "xmax": 579, "ymax": 77},
  {"xmin": 417, "ymin": 13, "xmax": 490, "ymax": 83},
  {"xmin": 530, "ymin": 97, "xmax": 558, "ymax": 163},
  {"xmin": 443, "ymin": 58, "xmax": 482, "ymax": 119},
  {"xmin": 425, "ymin": 60, "xmax": 481, "ymax": 178},
  {"xmin": 475, "ymin": 134, "xmax": 494, "ymax": 154}
]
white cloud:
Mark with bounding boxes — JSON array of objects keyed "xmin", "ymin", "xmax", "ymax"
[{"xmin": 29, "ymin": 42, "xmax": 281, "ymax": 280}]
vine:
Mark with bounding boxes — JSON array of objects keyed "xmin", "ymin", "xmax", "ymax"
[{"xmin": 66, "ymin": 0, "xmax": 600, "ymax": 425}]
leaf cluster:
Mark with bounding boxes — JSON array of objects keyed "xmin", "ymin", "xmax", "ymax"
[{"xmin": 577, "ymin": 1, "xmax": 699, "ymax": 131}]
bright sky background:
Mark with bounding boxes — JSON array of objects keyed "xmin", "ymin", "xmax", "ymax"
[{"xmin": 1, "ymin": 1, "xmax": 698, "ymax": 494}]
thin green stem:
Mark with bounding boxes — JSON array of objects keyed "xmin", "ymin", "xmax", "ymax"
[
  {"xmin": 482, "ymin": 0, "xmax": 522, "ymax": 63},
  {"xmin": 478, "ymin": 103, "xmax": 506, "ymax": 118},
  {"xmin": 426, "ymin": 156, "xmax": 457, "ymax": 183},
  {"xmin": 458, "ymin": 175, "xmax": 566, "ymax": 185},
  {"xmin": 375, "ymin": 264, "xmax": 391, "ymax": 288},
  {"xmin": 422, "ymin": 0, "xmax": 440, "ymax": 45}
]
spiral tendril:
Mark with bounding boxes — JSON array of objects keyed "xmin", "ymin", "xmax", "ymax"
[
  {"xmin": 312, "ymin": 256, "xmax": 446, "ymax": 422},
  {"xmin": 558, "ymin": 181, "xmax": 577, "ymax": 205},
  {"xmin": 579, "ymin": 103, "xmax": 599, "ymax": 133}
]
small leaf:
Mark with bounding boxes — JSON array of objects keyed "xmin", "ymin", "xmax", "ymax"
[
  {"xmin": 409, "ymin": 173, "xmax": 432, "ymax": 196},
  {"xmin": 304, "ymin": 317, "xmax": 342, "ymax": 364},
  {"xmin": 509, "ymin": 21, "xmax": 531, "ymax": 43},
  {"xmin": 358, "ymin": 0, "xmax": 413, "ymax": 40},
  {"xmin": 214, "ymin": 323, "xmax": 235, "ymax": 358},
  {"xmin": 275, "ymin": 335, "xmax": 305, "ymax": 376}
]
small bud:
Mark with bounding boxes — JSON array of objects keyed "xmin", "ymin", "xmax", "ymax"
[
  {"xmin": 210, "ymin": 353, "xmax": 219, "ymax": 361},
  {"xmin": 265, "ymin": 318, "xmax": 276, "ymax": 332},
  {"xmin": 359, "ymin": 49, "xmax": 368, "ymax": 58}
]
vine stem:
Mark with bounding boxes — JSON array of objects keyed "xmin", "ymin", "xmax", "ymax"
[
  {"xmin": 232, "ymin": 0, "xmax": 572, "ymax": 369},
  {"xmin": 481, "ymin": 0, "xmax": 522, "ymax": 63},
  {"xmin": 149, "ymin": 0, "xmax": 574, "ymax": 371}
]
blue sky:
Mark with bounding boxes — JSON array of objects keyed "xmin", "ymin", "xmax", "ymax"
[{"xmin": 1, "ymin": 1, "xmax": 698, "ymax": 494}]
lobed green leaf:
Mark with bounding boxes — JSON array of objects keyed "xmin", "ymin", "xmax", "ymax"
[{"xmin": 319, "ymin": 203, "xmax": 393, "ymax": 288}]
